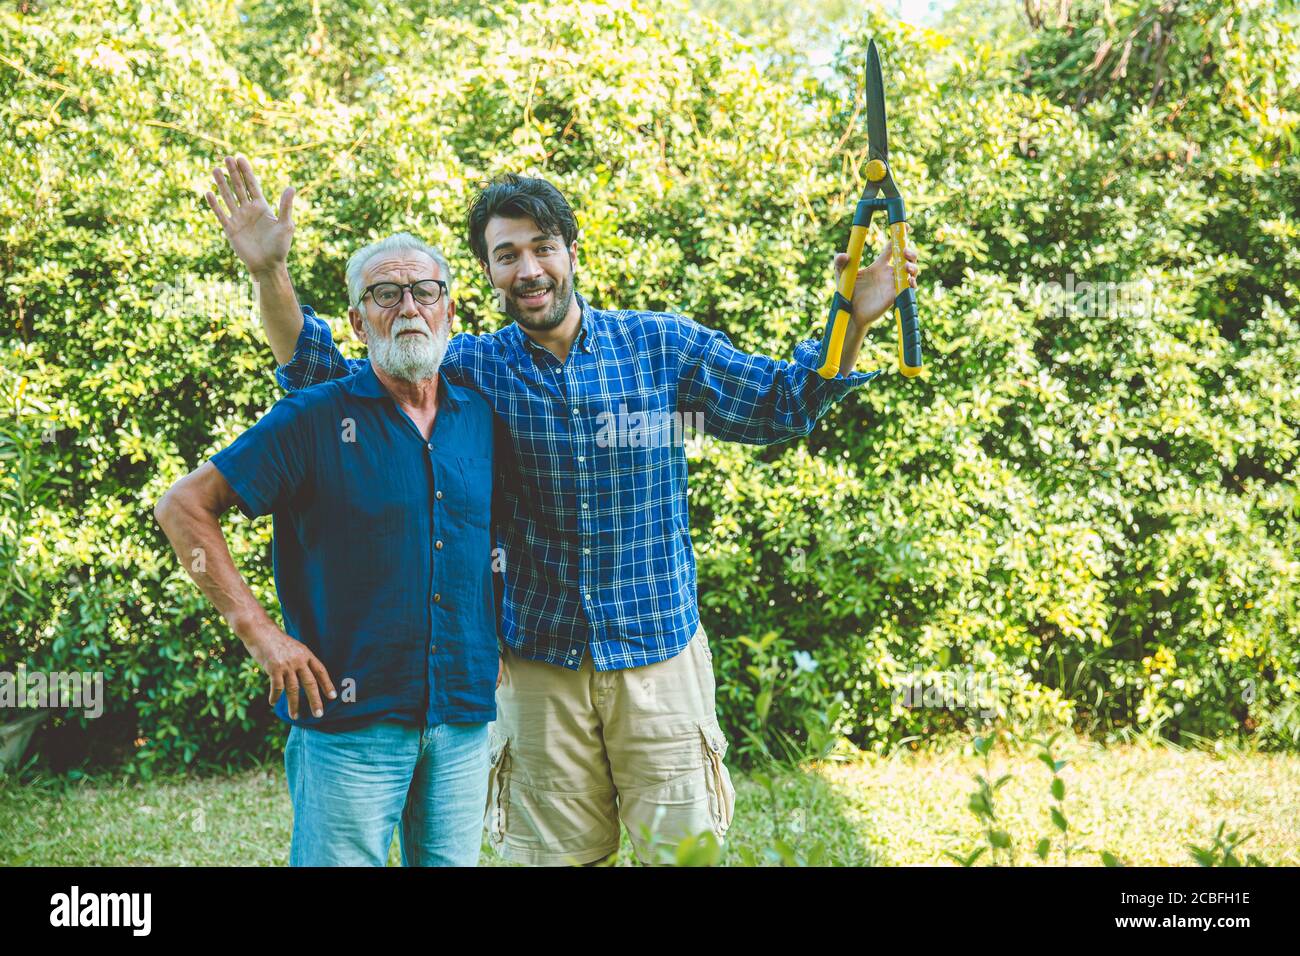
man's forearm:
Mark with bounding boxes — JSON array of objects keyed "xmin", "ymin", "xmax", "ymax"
[
  {"xmin": 252, "ymin": 262, "xmax": 305, "ymax": 366},
  {"xmin": 154, "ymin": 486, "xmax": 275, "ymax": 647},
  {"xmin": 837, "ymin": 318, "xmax": 871, "ymax": 376}
]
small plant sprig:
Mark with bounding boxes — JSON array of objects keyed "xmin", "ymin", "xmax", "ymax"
[
  {"xmin": 730, "ymin": 771, "xmax": 828, "ymax": 867},
  {"xmin": 737, "ymin": 633, "xmax": 839, "ymax": 765},
  {"xmin": 1187, "ymin": 822, "xmax": 1266, "ymax": 867},
  {"xmin": 640, "ymin": 817, "xmax": 725, "ymax": 867},
  {"xmin": 946, "ymin": 732, "xmax": 1014, "ymax": 866},
  {"xmin": 1030, "ymin": 731, "xmax": 1084, "ymax": 863},
  {"xmin": 666, "ymin": 830, "xmax": 724, "ymax": 867}
]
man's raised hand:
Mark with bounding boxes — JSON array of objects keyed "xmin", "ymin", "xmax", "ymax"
[
  {"xmin": 205, "ymin": 155, "xmax": 295, "ymax": 277},
  {"xmin": 834, "ymin": 238, "xmax": 919, "ymax": 331}
]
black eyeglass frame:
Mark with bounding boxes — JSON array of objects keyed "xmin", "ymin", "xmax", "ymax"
[{"xmin": 359, "ymin": 279, "xmax": 448, "ymax": 308}]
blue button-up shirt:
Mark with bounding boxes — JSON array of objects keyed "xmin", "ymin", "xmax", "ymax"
[
  {"xmin": 278, "ymin": 293, "xmax": 878, "ymax": 672},
  {"xmin": 212, "ymin": 361, "xmax": 498, "ymax": 730}
]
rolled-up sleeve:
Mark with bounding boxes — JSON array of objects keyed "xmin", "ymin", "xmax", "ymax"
[
  {"xmin": 675, "ymin": 314, "xmax": 881, "ymax": 445},
  {"xmin": 209, "ymin": 393, "xmax": 314, "ymax": 518},
  {"xmin": 275, "ymin": 305, "xmax": 365, "ymax": 393}
]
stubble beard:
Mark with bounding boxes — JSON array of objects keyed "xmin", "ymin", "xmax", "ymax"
[{"xmin": 503, "ymin": 268, "xmax": 574, "ymax": 332}]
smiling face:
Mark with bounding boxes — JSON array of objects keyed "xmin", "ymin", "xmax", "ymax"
[
  {"xmin": 482, "ymin": 215, "xmax": 578, "ymax": 332},
  {"xmin": 348, "ymin": 250, "xmax": 454, "ymax": 384}
]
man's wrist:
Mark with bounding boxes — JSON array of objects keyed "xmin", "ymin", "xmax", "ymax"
[
  {"xmin": 850, "ymin": 309, "xmax": 884, "ymax": 334},
  {"xmin": 227, "ymin": 606, "xmax": 275, "ymax": 648},
  {"xmin": 249, "ymin": 260, "xmax": 291, "ymax": 285}
]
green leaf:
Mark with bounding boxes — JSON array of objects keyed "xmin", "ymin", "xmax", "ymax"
[
  {"xmin": 1051, "ymin": 776, "xmax": 1065, "ymax": 801},
  {"xmin": 673, "ymin": 832, "xmax": 699, "ymax": 864},
  {"xmin": 675, "ymin": 830, "xmax": 721, "ymax": 867},
  {"xmin": 945, "ymin": 847, "xmax": 987, "ymax": 867},
  {"xmin": 1188, "ymin": 846, "xmax": 1217, "ymax": 867},
  {"xmin": 1035, "ymin": 838, "xmax": 1051, "ymax": 860},
  {"xmin": 1051, "ymin": 808, "xmax": 1068, "ymax": 832},
  {"xmin": 772, "ymin": 838, "xmax": 798, "ymax": 866}
]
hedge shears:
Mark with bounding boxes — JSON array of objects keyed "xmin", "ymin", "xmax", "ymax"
[{"xmin": 816, "ymin": 38, "xmax": 923, "ymax": 379}]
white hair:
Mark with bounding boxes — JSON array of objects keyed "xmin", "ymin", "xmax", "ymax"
[{"xmin": 345, "ymin": 232, "xmax": 454, "ymax": 308}]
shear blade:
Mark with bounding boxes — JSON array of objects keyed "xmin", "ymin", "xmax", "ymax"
[{"xmin": 866, "ymin": 39, "xmax": 889, "ymax": 164}]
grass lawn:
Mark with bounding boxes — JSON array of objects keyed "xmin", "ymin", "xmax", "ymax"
[{"xmin": 2, "ymin": 733, "xmax": 1296, "ymax": 866}]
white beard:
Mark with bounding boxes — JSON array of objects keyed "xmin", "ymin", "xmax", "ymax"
[{"xmin": 365, "ymin": 314, "xmax": 449, "ymax": 383}]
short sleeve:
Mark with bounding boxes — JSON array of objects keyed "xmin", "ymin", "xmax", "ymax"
[{"xmin": 210, "ymin": 392, "xmax": 317, "ymax": 518}]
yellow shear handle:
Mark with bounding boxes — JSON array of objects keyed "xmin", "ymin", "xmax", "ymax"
[{"xmin": 815, "ymin": 223, "xmax": 870, "ymax": 379}]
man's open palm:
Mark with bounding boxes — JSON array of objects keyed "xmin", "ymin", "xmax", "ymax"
[{"xmin": 205, "ymin": 155, "xmax": 295, "ymax": 276}]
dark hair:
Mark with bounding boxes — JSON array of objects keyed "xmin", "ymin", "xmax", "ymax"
[{"xmin": 467, "ymin": 173, "xmax": 579, "ymax": 266}]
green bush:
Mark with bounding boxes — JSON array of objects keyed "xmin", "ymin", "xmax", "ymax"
[{"xmin": 1, "ymin": 0, "xmax": 1296, "ymax": 773}]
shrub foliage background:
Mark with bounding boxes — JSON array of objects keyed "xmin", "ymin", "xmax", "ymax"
[{"xmin": 1, "ymin": 0, "xmax": 1296, "ymax": 773}]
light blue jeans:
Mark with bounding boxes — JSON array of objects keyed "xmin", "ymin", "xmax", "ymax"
[{"xmin": 284, "ymin": 719, "xmax": 489, "ymax": 867}]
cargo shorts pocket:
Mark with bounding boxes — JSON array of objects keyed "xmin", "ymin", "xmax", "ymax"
[
  {"xmin": 486, "ymin": 732, "xmax": 512, "ymax": 845},
  {"xmin": 699, "ymin": 719, "xmax": 735, "ymax": 837}
]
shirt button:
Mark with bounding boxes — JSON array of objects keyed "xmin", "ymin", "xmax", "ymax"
[
  {"xmin": 581, "ymin": 501, "xmax": 588, "ymax": 510},
  {"xmin": 435, "ymin": 490, "xmax": 443, "ymax": 500},
  {"xmin": 431, "ymin": 646, "xmax": 437, "ymax": 654},
  {"xmin": 584, "ymin": 592, "xmax": 591, "ymax": 601},
  {"xmin": 571, "ymin": 407, "xmax": 578, "ymax": 415},
  {"xmin": 577, "ymin": 456, "xmax": 585, "ymax": 463},
  {"xmin": 583, "ymin": 547, "xmax": 591, "ymax": 555},
  {"xmin": 435, "ymin": 540, "xmax": 443, "ymax": 550},
  {"xmin": 434, "ymin": 593, "xmax": 441, "ymax": 604},
  {"xmin": 427, "ymin": 442, "xmax": 433, "ymax": 451}
]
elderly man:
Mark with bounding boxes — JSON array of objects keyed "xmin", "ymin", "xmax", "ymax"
[
  {"xmin": 205, "ymin": 154, "xmax": 917, "ymax": 865},
  {"xmin": 154, "ymin": 228, "xmax": 498, "ymax": 867}
]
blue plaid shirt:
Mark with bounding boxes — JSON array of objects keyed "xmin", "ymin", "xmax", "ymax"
[{"xmin": 277, "ymin": 294, "xmax": 880, "ymax": 671}]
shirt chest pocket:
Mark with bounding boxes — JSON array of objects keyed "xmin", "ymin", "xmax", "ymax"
[
  {"xmin": 597, "ymin": 385, "xmax": 675, "ymax": 473},
  {"xmin": 444, "ymin": 456, "xmax": 492, "ymax": 529}
]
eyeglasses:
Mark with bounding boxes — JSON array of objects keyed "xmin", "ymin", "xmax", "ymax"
[{"xmin": 360, "ymin": 279, "xmax": 448, "ymax": 309}]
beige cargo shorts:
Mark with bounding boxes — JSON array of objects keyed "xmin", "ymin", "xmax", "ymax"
[{"xmin": 484, "ymin": 624, "xmax": 736, "ymax": 866}]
